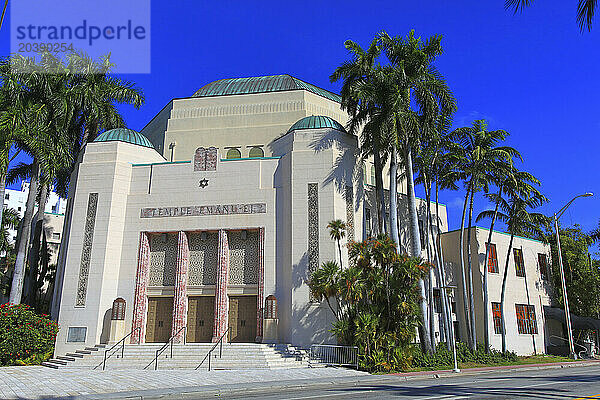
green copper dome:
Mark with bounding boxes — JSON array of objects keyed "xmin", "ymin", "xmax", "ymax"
[
  {"xmin": 94, "ymin": 128, "xmax": 154, "ymax": 149},
  {"xmin": 193, "ymin": 75, "xmax": 341, "ymax": 103},
  {"xmin": 287, "ymin": 116, "xmax": 347, "ymax": 134}
]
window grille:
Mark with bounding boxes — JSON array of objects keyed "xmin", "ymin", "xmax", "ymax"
[
  {"xmin": 538, "ymin": 253, "xmax": 549, "ymax": 280},
  {"xmin": 492, "ymin": 302, "xmax": 502, "ymax": 334},
  {"xmin": 514, "ymin": 248, "xmax": 525, "ymax": 277},
  {"xmin": 515, "ymin": 304, "xmax": 537, "ymax": 334},
  {"xmin": 486, "ymin": 243, "xmax": 499, "ymax": 273},
  {"xmin": 265, "ymin": 295, "xmax": 277, "ymax": 319},
  {"xmin": 111, "ymin": 298, "xmax": 126, "ymax": 320}
]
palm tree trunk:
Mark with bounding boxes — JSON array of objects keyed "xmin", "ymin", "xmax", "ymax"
[
  {"xmin": 389, "ymin": 145, "xmax": 400, "ymax": 252},
  {"xmin": 404, "ymin": 144, "xmax": 432, "ymax": 353},
  {"xmin": 482, "ymin": 199, "xmax": 500, "ymax": 352},
  {"xmin": 425, "ymin": 181, "xmax": 436, "ymax": 352},
  {"xmin": 500, "ymin": 233, "xmax": 515, "ymax": 353},
  {"xmin": 466, "ymin": 189, "xmax": 477, "ymax": 350},
  {"xmin": 373, "ymin": 149, "xmax": 387, "ymax": 234},
  {"xmin": 9, "ymin": 161, "xmax": 40, "ymax": 304},
  {"xmin": 435, "ymin": 182, "xmax": 453, "ymax": 350},
  {"xmin": 458, "ymin": 187, "xmax": 472, "ymax": 346},
  {"xmin": 26, "ymin": 183, "xmax": 49, "ymax": 307},
  {"xmin": 337, "ymin": 240, "xmax": 343, "ymax": 268}
]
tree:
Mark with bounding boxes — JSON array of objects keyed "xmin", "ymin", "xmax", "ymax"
[
  {"xmin": 477, "ymin": 168, "xmax": 541, "ymax": 351},
  {"xmin": 309, "ymin": 235, "xmax": 428, "ymax": 372},
  {"xmin": 452, "ymin": 120, "xmax": 518, "ymax": 350},
  {"xmin": 0, "ymin": 208, "xmax": 19, "ymax": 255},
  {"xmin": 546, "ymin": 225, "xmax": 600, "ymax": 318},
  {"xmin": 327, "ymin": 220, "xmax": 347, "ymax": 268},
  {"xmin": 330, "ymin": 39, "xmax": 388, "ymax": 235},
  {"xmin": 506, "ymin": 0, "xmax": 597, "ymax": 32},
  {"xmin": 479, "ymin": 191, "xmax": 548, "ymax": 352}
]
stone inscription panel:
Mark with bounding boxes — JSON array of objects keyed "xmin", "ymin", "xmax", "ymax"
[{"xmin": 141, "ymin": 203, "xmax": 267, "ymax": 218}]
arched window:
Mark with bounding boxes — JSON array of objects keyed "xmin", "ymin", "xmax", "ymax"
[
  {"xmin": 248, "ymin": 147, "xmax": 264, "ymax": 158},
  {"xmin": 226, "ymin": 148, "xmax": 241, "ymax": 159},
  {"xmin": 111, "ymin": 298, "xmax": 126, "ymax": 320},
  {"xmin": 265, "ymin": 295, "xmax": 277, "ymax": 319}
]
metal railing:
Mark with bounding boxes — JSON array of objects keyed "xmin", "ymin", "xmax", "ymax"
[
  {"xmin": 309, "ymin": 344, "xmax": 359, "ymax": 369},
  {"xmin": 145, "ymin": 325, "xmax": 187, "ymax": 370},
  {"xmin": 550, "ymin": 335, "xmax": 589, "ymax": 359},
  {"xmin": 97, "ymin": 326, "xmax": 141, "ymax": 370},
  {"xmin": 195, "ymin": 327, "xmax": 230, "ymax": 371}
]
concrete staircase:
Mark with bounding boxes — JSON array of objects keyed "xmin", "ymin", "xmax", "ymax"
[{"xmin": 43, "ymin": 343, "xmax": 308, "ymax": 370}]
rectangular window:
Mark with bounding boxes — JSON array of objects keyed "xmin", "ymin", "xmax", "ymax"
[
  {"xmin": 451, "ymin": 301, "xmax": 457, "ymax": 315},
  {"xmin": 491, "ymin": 302, "xmax": 502, "ymax": 334},
  {"xmin": 418, "ymin": 220, "xmax": 425, "ymax": 250},
  {"xmin": 515, "ymin": 304, "xmax": 538, "ymax": 334},
  {"xmin": 538, "ymin": 253, "xmax": 548, "ymax": 280},
  {"xmin": 514, "ymin": 248, "xmax": 525, "ymax": 277},
  {"xmin": 486, "ymin": 243, "xmax": 499, "ymax": 273},
  {"xmin": 433, "ymin": 289, "xmax": 441, "ymax": 313},
  {"xmin": 67, "ymin": 327, "xmax": 87, "ymax": 342},
  {"xmin": 365, "ymin": 208, "xmax": 371, "ymax": 238}
]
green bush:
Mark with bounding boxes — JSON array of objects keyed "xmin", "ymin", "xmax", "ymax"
[
  {"xmin": 411, "ymin": 341, "xmax": 518, "ymax": 370},
  {"xmin": 0, "ymin": 303, "xmax": 58, "ymax": 366}
]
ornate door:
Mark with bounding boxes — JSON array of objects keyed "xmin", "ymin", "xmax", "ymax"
[
  {"xmin": 228, "ymin": 296, "xmax": 257, "ymax": 342},
  {"xmin": 187, "ymin": 296, "xmax": 215, "ymax": 342},
  {"xmin": 145, "ymin": 297, "xmax": 173, "ymax": 343}
]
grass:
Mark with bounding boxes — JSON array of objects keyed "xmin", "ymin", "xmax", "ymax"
[{"xmin": 402, "ymin": 354, "xmax": 577, "ymax": 373}]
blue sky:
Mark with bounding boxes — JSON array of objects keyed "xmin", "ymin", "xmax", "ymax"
[{"xmin": 1, "ymin": 1, "xmax": 598, "ymax": 235}]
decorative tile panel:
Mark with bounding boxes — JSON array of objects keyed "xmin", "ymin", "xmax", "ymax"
[
  {"xmin": 148, "ymin": 233, "xmax": 178, "ymax": 286},
  {"xmin": 228, "ymin": 231, "xmax": 259, "ymax": 285},
  {"xmin": 213, "ymin": 230, "xmax": 230, "ymax": 342},
  {"xmin": 172, "ymin": 231, "xmax": 189, "ymax": 343},
  {"xmin": 256, "ymin": 227, "xmax": 265, "ymax": 342},
  {"xmin": 75, "ymin": 193, "xmax": 98, "ymax": 307},
  {"xmin": 308, "ymin": 183, "xmax": 319, "ymax": 276},
  {"xmin": 345, "ymin": 186, "xmax": 354, "ymax": 242},
  {"xmin": 193, "ymin": 147, "xmax": 206, "ymax": 171},
  {"xmin": 131, "ymin": 232, "xmax": 150, "ymax": 344},
  {"xmin": 193, "ymin": 147, "xmax": 218, "ymax": 171},
  {"xmin": 188, "ymin": 232, "xmax": 218, "ymax": 285}
]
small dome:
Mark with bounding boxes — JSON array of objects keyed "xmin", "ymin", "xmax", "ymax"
[
  {"xmin": 287, "ymin": 116, "xmax": 347, "ymax": 134},
  {"xmin": 94, "ymin": 128, "xmax": 154, "ymax": 149}
]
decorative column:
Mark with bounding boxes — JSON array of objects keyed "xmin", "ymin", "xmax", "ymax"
[
  {"xmin": 256, "ymin": 227, "xmax": 265, "ymax": 342},
  {"xmin": 172, "ymin": 231, "xmax": 189, "ymax": 343},
  {"xmin": 131, "ymin": 232, "xmax": 150, "ymax": 344},
  {"xmin": 212, "ymin": 230, "xmax": 230, "ymax": 342}
]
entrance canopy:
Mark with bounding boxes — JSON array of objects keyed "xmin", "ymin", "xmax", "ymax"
[{"xmin": 544, "ymin": 306, "xmax": 600, "ymax": 331}]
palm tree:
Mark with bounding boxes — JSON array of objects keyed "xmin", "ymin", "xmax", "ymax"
[
  {"xmin": 452, "ymin": 120, "xmax": 519, "ymax": 350},
  {"xmin": 506, "ymin": 0, "xmax": 597, "ymax": 32},
  {"xmin": 309, "ymin": 260, "xmax": 342, "ymax": 320},
  {"xmin": 476, "ymin": 168, "xmax": 541, "ymax": 351},
  {"xmin": 377, "ymin": 30, "xmax": 456, "ymax": 353},
  {"xmin": 330, "ymin": 39, "xmax": 388, "ymax": 235},
  {"xmin": 327, "ymin": 219, "xmax": 347, "ymax": 267},
  {"xmin": 0, "ymin": 207, "xmax": 19, "ymax": 254},
  {"xmin": 479, "ymin": 191, "xmax": 548, "ymax": 352}
]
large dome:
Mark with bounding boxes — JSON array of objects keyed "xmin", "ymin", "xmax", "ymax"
[
  {"xmin": 94, "ymin": 128, "xmax": 154, "ymax": 149},
  {"xmin": 287, "ymin": 116, "xmax": 347, "ymax": 134},
  {"xmin": 193, "ymin": 74, "xmax": 341, "ymax": 103}
]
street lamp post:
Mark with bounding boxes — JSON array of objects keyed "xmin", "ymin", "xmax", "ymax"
[{"xmin": 553, "ymin": 192, "xmax": 593, "ymax": 359}]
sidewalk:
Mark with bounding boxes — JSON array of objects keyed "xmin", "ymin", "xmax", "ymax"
[{"xmin": 0, "ymin": 360, "xmax": 598, "ymax": 400}]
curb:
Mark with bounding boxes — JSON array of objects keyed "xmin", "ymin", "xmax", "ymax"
[{"xmin": 74, "ymin": 361, "xmax": 600, "ymax": 400}]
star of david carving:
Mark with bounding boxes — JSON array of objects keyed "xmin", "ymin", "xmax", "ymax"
[{"xmin": 199, "ymin": 178, "xmax": 209, "ymax": 188}]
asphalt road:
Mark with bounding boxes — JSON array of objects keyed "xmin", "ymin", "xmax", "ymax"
[{"xmin": 222, "ymin": 364, "xmax": 600, "ymax": 400}]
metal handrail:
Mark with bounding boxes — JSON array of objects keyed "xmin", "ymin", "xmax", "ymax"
[
  {"xmin": 98, "ymin": 326, "xmax": 141, "ymax": 370},
  {"xmin": 549, "ymin": 335, "xmax": 588, "ymax": 358},
  {"xmin": 145, "ymin": 325, "xmax": 187, "ymax": 370},
  {"xmin": 195, "ymin": 327, "xmax": 230, "ymax": 371}
]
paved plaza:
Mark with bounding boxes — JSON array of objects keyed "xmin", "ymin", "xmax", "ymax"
[{"xmin": 0, "ymin": 366, "xmax": 366, "ymax": 399}]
